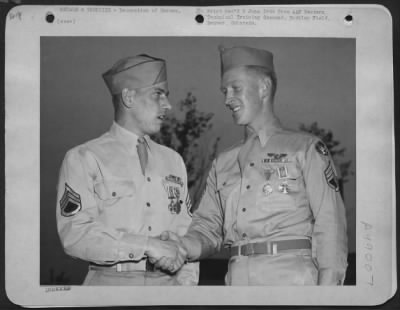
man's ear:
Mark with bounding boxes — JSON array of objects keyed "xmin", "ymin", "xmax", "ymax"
[
  {"xmin": 121, "ymin": 88, "xmax": 136, "ymax": 108},
  {"xmin": 259, "ymin": 76, "xmax": 272, "ymax": 100}
]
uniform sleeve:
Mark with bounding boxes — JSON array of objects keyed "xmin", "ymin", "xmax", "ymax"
[
  {"xmin": 185, "ymin": 159, "xmax": 224, "ymax": 259},
  {"xmin": 56, "ymin": 147, "xmax": 148, "ymax": 265},
  {"xmin": 178, "ymin": 156, "xmax": 194, "ymax": 224},
  {"xmin": 175, "ymin": 262, "xmax": 200, "ymax": 285},
  {"xmin": 173, "ymin": 157, "xmax": 199, "ymax": 285},
  {"xmin": 303, "ymin": 140, "xmax": 348, "ymax": 285}
]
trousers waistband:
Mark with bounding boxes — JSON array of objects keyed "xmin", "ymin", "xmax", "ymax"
[
  {"xmin": 230, "ymin": 239, "xmax": 311, "ymax": 257},
  {"xmin": 89, "ymin": 260, "xmax": 156, "ymax": 272}
]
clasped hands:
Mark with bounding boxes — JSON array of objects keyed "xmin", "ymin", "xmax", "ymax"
[{"xmin": 146, "ymin": 231, "xmax": 187, "ymax": 274}]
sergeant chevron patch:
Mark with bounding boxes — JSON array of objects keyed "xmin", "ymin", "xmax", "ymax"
[
  {"xmin": 60, "ymin": 183, "xmax": 82, "ymax": 217},
  {"xmin": 185, "ymin": 194, "xmax": 193, "ymax": 217},
  {"xmin": 324, "ymin": 162, "xmax": 339, "ymax": 192}
]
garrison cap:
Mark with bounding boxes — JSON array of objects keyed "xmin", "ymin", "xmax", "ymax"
[
  {"xmin": 103, "ymin": 54, "xmax": 167, "ymax": 94},
  {"xmin": 219, "ymin": 46, "xmax": 275, "ymax": 76}
]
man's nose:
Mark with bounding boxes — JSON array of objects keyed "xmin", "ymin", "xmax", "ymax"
[
  {"xmin": 224, "ymin": 90, "xmax": 234, "ymax": 106},
  {"xmin": 161, "ymin": 97, "xmax": 171, "ymax": 110}
]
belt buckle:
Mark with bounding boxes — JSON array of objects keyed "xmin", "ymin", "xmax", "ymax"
[
  {"xmin": 238, "ymin": 243, "xmax": 254, "ymax": 256},
  {"xmin": 246, "ymin": 243, "xmax": 255, "ymax": 256},
  {"xmin": 269, "ymin": 242, "xmax": 278, "ymax": 255},
  {"xmin": 116, "ymin": 263, "xmax": 122, "ymax": 272},
  {"xmin": 237, "ymin": 245, "xmax": 242, "ymax": 256},
  {"xmin": 146, "ymin": 260, "xmax": 156, "ymax": 272}
]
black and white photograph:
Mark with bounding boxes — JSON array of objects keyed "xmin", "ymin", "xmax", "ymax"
[
  {"xmin": 39, "ymin": 36, "xmax": 356, "ymax": 287},
  {"xmin": 4, "ymin": 4, "xmax": 395, "ymax": 307}
]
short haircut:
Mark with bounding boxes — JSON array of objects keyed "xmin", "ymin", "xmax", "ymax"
[{"xmin": 111, "ymin": 93, "xmax": 122, "ymax": 114}]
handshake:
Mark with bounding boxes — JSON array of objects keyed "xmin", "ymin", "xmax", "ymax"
[{"xmin": 145, "ymin": 231, "xmax": 189, "ymax": 274}]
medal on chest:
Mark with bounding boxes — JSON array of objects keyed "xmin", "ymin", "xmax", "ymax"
[
  {"xmin": 261, "ymin": 157, "xmax": 292, "ymax": 195},
  {"xmin": 167, "ymin": 186, "xmax": 181, "ymax": 214},
  {"xmin": 263, "ymin": 167, "xmax": 274, "ymax": 181},
  {"xmin": 163, "ymin": 175, "xmax": 183, "ymax": 214},
  {"xmin": 262, "ymin": 183, "xmax": 273, "ymax": 196},
  {"xmin": 278, "ymin": 181, "xmax": 290, "ymax": 194}
]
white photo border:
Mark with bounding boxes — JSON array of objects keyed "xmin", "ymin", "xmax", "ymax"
[{"xmin": 5, "ymin": 4, "xmax": 395, "ymax": 306}]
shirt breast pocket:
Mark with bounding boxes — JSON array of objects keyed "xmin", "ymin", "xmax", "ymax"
[
  {"xmin": 281, "ymin": 164, "xmax": 303, "ymax": 194},
  {"xmin": 258, "ymin": 164, "xmax": 304, "ymax": 210},
  {"xmin": 94, "ymin": 180, "xmax": 136, "ymax": 206},
  {"xmin": 217, "ymin": 173, "xmax": 240, "ymax": 205}
]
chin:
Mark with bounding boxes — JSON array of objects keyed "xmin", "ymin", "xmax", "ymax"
[
  {"xmin": 233, "ymin": 117, "xmax": 245, "ymax": 126},
  {"xmin": 150, "ymin": 125, "xmax": 161, "ymax": 135}
]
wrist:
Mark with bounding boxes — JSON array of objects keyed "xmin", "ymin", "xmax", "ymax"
[
  {"xmin": 181, "ymin": 236, "xmax": 201, "ymax": 261},
  {"xmin": 144, "ymin": 237, "xmax": 156, "ymax": 257}
]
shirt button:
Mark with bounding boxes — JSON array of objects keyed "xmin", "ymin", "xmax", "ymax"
[
  {"xmin": 242, "ymin": 208, "xmax": 246, "ymax": 212},
  {"xmin": 249, "ymin": 162, "xmax": 254, "ymax": 167},
  {"xmin": 146, "ymin": 202, "xmax": 151, "ymax": 207},
  {"xmin": 246, "ymin": 185, "xmax": 251, "ymax": 190},
  {"xmin": 147, "ymin": 177, "xmax": 151, "ymax": 182},
  {"xmin": 128, "ymin": 253, "xmax": 134, "ymax": 259},
  {"xmin": 148, "ymin": 226, "xmax": 152, "ymax": 231},
  {"xmin": 112, "ymin": 192, "xmax": 116, "ymax": 197},
  {"xmin": 242, "ymin": 233, "xmax": 247, "ymax": 238}
]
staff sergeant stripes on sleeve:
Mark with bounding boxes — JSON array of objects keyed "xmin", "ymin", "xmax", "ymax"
[
  {"xmin": 186, "ymin": 193, "xmax": 193, "ymax": 217},
  {"xmin": 324, "ymin": 162, "xmax": 339, "ymax": 192},
  {"xmin": 60, "ymin": 183, "xmax": 82, "ymax": 217}
]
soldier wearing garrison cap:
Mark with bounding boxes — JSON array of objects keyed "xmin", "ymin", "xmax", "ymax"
[
  {"xmin": 160, "ymin": 46, "xmax": 348, "ymax": 286},
  {"xmin": 56, "ymin": 54, "xmax": 198, "ymax": 285}
]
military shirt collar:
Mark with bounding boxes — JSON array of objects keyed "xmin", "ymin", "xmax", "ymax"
[
  {"xmin": 110, "ymin": 122, "xmax": 151, "ymax": 152},
  {"xmin": 252, "ymin": 118, "xmax": 283, "ymax": 147}
]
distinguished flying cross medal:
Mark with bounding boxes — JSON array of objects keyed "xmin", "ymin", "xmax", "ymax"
[
  {"xmin": 277, "ymin": 166, "xmax": 290, "ymax": 193},
  {"xmin": 324, "ymin": 161, "xmax": 339, "ymax": 191},
  {"xmin": 279, "ymin": 182, "xmax": 289, "ymax": 194},
  {"xmin": 60, "ymin": 183, "xmax": 82, "ymax": 217}
]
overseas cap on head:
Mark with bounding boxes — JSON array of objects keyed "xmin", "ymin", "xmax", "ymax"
[
  {"xmin": 103, "ymin": 54, "xmax": 167, "ymax": 94},
  {"xmin": 219, "ymin": 45, "xmax": 275, "ymax": 76}
]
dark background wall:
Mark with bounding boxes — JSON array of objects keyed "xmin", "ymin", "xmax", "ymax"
[{"xmin": 40, "ymin": 36, "xmax": 356, "ymax": 285}]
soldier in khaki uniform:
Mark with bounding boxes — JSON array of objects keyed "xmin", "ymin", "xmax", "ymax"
[
  {"xmin": 161, "ymin": 46, "xmax": 348, "ymax": 286},
  {"xmin": 56, "ymin": 54, "xmax": 198, "ymax": 285}
]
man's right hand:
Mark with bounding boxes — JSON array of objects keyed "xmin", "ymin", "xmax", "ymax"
[
  {"xmin": 145, "ymin": 236, "xmax": 187, "ymax": 273},
  {"xmin": 152, "ymin": 231, "xmax": 191, "ymax": 273}
]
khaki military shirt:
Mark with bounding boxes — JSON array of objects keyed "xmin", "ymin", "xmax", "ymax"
[
  {"xmin": 56, "ymin": 122, "xmax": 198, "ymax": 285},
  {"xmin": 187, "ymin": 124, "xmax": 348, "ymax": 285}
]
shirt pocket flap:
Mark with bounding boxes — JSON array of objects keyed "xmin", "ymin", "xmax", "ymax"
[
  {"xmin": 94, "ymin": 180, "xmax": 136, "ymax": 200},
  {"xmin": 272, "ymin": 163, "xmax": 302, "ymax": 192},
  {"xmin": 216, "ymin": 172, "xmax": 241, "ymax": 197},
  {"xmin": 286, "ymin": 163, "xmax": 301, "ymax": 179}
]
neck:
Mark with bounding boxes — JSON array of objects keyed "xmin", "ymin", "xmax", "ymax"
[
  {"xmin": 115, "ymin": 115, "xmax": 144, "ymax": 137},
  {"xmin": 247, "ymin": 101, "xmax": 280, "ymax": 135}
]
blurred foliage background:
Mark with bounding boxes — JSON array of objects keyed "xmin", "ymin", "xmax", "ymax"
[{"xmin": 153, "ymin": 92, "xmax": 220, "ymax": 212}]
